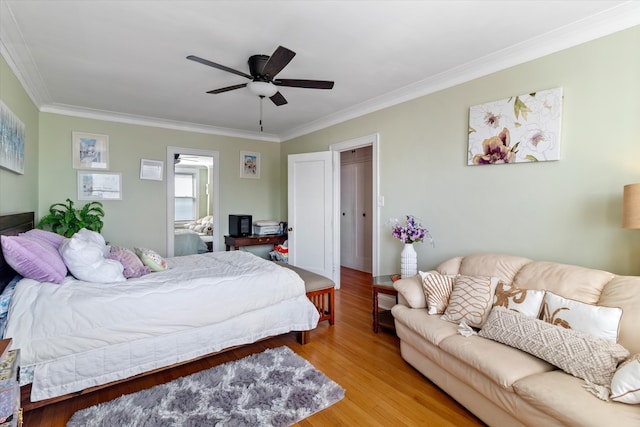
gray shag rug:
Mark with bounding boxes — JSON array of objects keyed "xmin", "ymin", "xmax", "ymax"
[{"xmin": 67, "ymin": 346, "xmax": 344, "ymax": 427}]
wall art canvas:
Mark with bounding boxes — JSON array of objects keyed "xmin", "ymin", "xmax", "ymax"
[
  {"xmin": 78, "ymin": 171, "xmax": 122, "ymax": 200},
  {"xmin": 468, "ymin": 87, "xmax": 563, "ymax": 166},
  {"xmin": 0, "ymin": 101, "xmax": 25, "ymax": 174}
]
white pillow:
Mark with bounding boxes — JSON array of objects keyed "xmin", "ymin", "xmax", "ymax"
[
  {"xmin": 59, "ymin": 233, "xmax": 125, "ymax": 283},
  {"xmin": 492, "ymin": 281, "xmax": 545, "ymax": 318},
  {"xmin": 611, "ymin": 354, "xmax": 640, "ymax": 404},
  {"xmin": 420, "ymin": 271, "xmax": 454, "ymax": 315},
  {"xmin": 441, "ymin": 275, "xmax": 500, "ymax": 328},
  {"xmin": 541, "ymin": 292, "xmax": 622, "ymax": 342},
  {"xmin": 75, "ymin": 228, "xmax": 111, "ymax": 257}
]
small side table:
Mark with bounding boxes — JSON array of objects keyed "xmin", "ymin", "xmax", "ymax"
[{"xmin": 372, "ymin": 275, "xmax": 399, "ymax": 333}]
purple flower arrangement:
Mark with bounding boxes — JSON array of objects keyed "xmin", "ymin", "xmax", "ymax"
[{"xmin": 391, "ymin": 215, "xmax": 433, "ymax": 245}]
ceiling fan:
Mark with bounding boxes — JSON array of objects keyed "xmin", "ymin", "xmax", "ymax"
[{"xmin": 186, "ymin": 45, "xmax": 334, "ymax": 107}]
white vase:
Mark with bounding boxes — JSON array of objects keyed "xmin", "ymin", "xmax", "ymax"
[{"xmin": 400, "ymin": 243, "xmax": 418, "ymax": 278}]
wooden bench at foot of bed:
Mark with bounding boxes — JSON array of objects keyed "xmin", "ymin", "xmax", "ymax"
[{"xmin": 275, "ymin": 262, "xmax": 335, "ymax": 326}]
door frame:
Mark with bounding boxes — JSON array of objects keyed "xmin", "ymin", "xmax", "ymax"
[
  {"xmin": 166, "ymin": 146, "xmax": 220, "ymax": 257},
  {"xmin": 330, "ymin": 133, "xmax": 380, "ymax": 276}
]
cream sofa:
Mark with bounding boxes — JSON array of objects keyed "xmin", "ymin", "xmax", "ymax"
[{"xmin": 391, "ymin": 253, "xmax": 640, "ymax": 427}]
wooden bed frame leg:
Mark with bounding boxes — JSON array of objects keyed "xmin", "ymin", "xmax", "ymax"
[{"xmin": 298, "ymin": 330, "xmax": 309, "ymax": 345}]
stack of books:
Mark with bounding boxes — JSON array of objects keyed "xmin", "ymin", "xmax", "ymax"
[{"xmin": 0, "ymin": 339, "xmax": 20, "ymax": 427}]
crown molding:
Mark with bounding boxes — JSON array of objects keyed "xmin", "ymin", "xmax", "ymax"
[
  {"xmin": 280, "ymin": 2, "xmax": 640, "ymax": 141},
  {"xmin": 0, "ymin": 1, "xmax": 51, "ymax": 108},
  {"xmin": 40, "ymin": 103, "xmax": 281, "ymax": 142}
]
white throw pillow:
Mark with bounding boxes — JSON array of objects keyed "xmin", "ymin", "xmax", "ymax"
[
  {"xmin": 441, "ymin": 275, "xmax": 500, "ymax": 328},
  {"xmin": 419, "ymin": 271, "xmax": 454, "ymax": 315},
  {"xmin": 611, "ymin": 354, "xmax": 640, "ymax": 404},
  {"xmin": 59, "ymin": 233, "xmax": 125, "ymax": 283},
  {"xmin": 492, "ymin": 281, "xmax": 545, "ymax": 318},
  {"xmin": 541, "ymin": 292, "xmax": 622, "ymax": 342}
]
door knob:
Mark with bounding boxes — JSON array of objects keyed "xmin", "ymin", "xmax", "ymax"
[{"xmin": 287, "ymin": 227, "xmax": 293, "ymax": 232}]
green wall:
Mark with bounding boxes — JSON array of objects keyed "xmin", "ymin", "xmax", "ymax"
[
  {"xmin": 3, "ymin": 26, "xmax": 640, "ymax": 275},
  {"xmin": 0, "ymin": 55, "xmax": 39, "ymax": 214},
  {"xmin": 282, "ymin": 26, "xmax": 640, "ymax": 276},
  {"xmin": 37, "ymin": 114, "xmax": 281, "ymax": 255}
]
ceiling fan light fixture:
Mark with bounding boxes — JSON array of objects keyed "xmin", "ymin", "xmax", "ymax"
[{"xmin": 247, "ymin": 81, "xmax": 278, "ymax": 97}]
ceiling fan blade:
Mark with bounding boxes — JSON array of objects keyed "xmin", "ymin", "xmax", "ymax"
[
  {"xmin": 274, "ymin": 79, "xmax": 334, "ymax": 89},
  {"xmin": 206, "ymin": 83, "xmax": 247, "ymax": 94},
  {"xmin": 262, "ymin": 46, "xmax": 296, "ymax": 79},
  {"xmin": 187, "ymin": 55, "xmax": 253, "ymax": 80},
  {"xmin": 269, "ymin": 92, "xmax": 288, "ymax": 106}
]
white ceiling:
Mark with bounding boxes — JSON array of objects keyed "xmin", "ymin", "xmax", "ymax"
[{"xmin": 1, "ymin": 1, "xmax": 639, "ymax": 142}]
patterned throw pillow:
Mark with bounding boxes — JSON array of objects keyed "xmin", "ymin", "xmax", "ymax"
[
  {"xmin": 479, "ymin": 307, "xmax": 629, "ymax": 387},
  {"xmin": 492, "ymin": 281, "xmax": 545, "ymax": 318},
  {"xmin": 109, "ymin": 246, "xmax": 151, "ymax": 278},
  {"xmin": 134, "ymin": 248, "xmax": 168, "ymax": 272},
  {"xmin": 611, "ymin": 354, "xmax": 640, "ymax": 404},
  {"xmin": 419, "ymin": 271, "xmax": 454, "ymax": 315},
  {"xmin": 441, "ymin": 275, "xmax": 499, "ymax": 328},
  {"xmin": 541, "ymin": 292, "xmax": 622, "ymax": 342}
]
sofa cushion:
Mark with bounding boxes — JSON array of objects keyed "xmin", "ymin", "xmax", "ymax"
[
  {"xmin": 438, "ymin": 334, "xmax": 555, "ymax": 391},
  {"xmin": 493, "ymin": 281, "xmax": 545, "ymax": 318},
  {"xmin": 391, "ymin": 305, "xmax": 459, "ymax": 347},
  {"xmin": 611, "ymin": 354, "xmax": 640, "ymax": 404},
  {"xmin": 512, "ymin": 261, "xmax": 614, "ymax": 304},
  {"xmin": 541, "ymin": 292, "xmax": 622, "ymax": 342},
  {"xmin": 419, "ymin": 271, "xmax": 454, "ymax": 314},
  {"xmin": 479, "ymin": 307, "xmax": 629, "ymax": 387},
  {"xmin": 439, "ymin": 253, "xmax": 532, "ymax": 283},
  {"xmin": 513, "ymin": 370, "xmax": 640, "ymax": 427},
  {"xmin": 441, "ymin": 275, "xmax": 499, "ymax": 328}
]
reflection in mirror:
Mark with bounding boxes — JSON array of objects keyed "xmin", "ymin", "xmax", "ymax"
[{"xmin": 166, "ymin": 147, "xmax": 219, "ymax": 257}]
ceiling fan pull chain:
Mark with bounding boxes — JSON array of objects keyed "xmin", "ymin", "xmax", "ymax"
[{"xmin": 259, "ymin": 95, "xmax": 264, "ymax": 132}]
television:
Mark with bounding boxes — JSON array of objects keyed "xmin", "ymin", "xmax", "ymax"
[{"xmin": 229, "ymin": 214, "xmax": 252, "ymax": 237}]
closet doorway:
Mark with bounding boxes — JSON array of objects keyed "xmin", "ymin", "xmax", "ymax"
[{"xmin": 340, "ymin": 147, "xmax": 373, "ymax": 273}]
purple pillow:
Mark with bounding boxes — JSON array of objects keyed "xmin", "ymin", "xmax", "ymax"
[
  {"xmin": 109, "ymin": 246, "xmax": 151, "ymax": 279},
  {"xmin": 0, "ymin": 235, "xmax": 67, "ymax": 283},
  {"xmin": 21, "ymin": 229, "xmax": 66, "ymax": 250}
]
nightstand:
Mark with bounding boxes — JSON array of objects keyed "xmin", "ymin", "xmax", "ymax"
[{"xmin": 372, "ymin": 275, "xmax": 399, "ymax": 333}]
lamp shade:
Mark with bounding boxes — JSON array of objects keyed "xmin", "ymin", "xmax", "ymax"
[{"xmin": 623, "ymin": 183, "xmax": 640, "ymax": 229}]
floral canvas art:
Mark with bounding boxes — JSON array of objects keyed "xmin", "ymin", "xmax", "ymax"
[{"xmin": 468, "ymin": 88, "xmax": 562, "ymax": 165}]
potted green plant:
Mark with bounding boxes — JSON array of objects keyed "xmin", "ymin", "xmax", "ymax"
[{"xmin": 37, "ymin": 198, "xmax": 105, "ymax": 237}]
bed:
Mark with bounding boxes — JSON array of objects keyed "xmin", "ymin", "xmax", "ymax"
[
  {"xmin": 0, "ymin": 212, "xmax": 319, "ymax": 410},
  {"xmin": 174, "ymin": 228, "xmax": 209, "ymax": 255}
]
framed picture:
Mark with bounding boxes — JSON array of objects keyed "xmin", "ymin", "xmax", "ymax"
[
  {"xmin": 140, "ymin": 159, "xmax": 164, "ymax": 181},
  {"xmin": 240, "ymin": 150, "xmax": 260, "ymax": 179},
  {"xmin": 72, "ymin": 131, "xmax": 109, "ymax": 169},
  {"xmin": 78, "ymin": 171, "xmax": 122, "ymax": 200},
  {"xmin": 0, "ymin": 101, "xmax": 25, "ymax": 174}
]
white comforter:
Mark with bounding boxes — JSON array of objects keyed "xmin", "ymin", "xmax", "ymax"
[{"xmin": 5, "ymin": 251, "xmax": 319, "ymax": 400}]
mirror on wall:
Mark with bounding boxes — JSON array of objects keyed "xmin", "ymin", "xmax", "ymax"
[{"xmin": 166, "ymin": 147, "xmax": 220, "ymax": 257}]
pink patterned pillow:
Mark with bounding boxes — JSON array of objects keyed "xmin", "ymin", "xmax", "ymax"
[
  {"xmin": 109, "ymin": 246, "xmax": 151, "ymax": 278},
  {"xmin": 0, "ymin": 235, "xmax": 67, "ymax": 283}
]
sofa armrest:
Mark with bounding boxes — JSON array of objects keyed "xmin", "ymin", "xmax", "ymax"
[{"xmin": 393, "ymin": 275, "xmax": 426, "ymax": 309}]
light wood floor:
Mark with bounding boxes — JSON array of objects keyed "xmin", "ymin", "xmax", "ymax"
[{"xmin": 23, "ymin": 267, "xmax": 485, "ymax": 426}]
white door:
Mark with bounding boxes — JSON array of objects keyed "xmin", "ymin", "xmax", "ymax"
[{"xmin": 288, "ymin": 151, "xmax": 338, "ymax": 287}]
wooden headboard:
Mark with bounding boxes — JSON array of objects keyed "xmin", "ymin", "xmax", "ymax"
[{"xmin": 0, "ymin": 212, "xmax": 35, "ymax": 290}]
